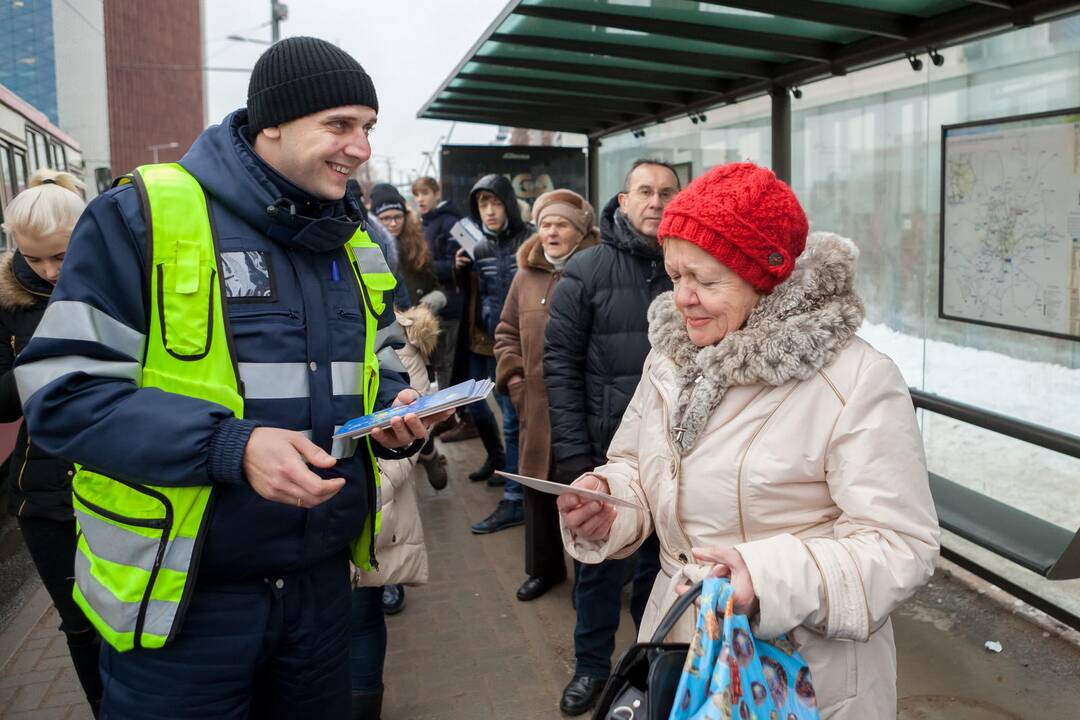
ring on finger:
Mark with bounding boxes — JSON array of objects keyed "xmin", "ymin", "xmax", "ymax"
[{"xmin": 296, "ymin": 496, "xmax": 303, "ymax": 509}]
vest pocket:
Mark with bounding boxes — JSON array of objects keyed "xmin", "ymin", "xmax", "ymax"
[
  {"xmin": 72, "ymin": 469, "xmax": 178, "ymax": 649},
  {"xmin": 156, "ymin": 263, "xmax": 216, "ymax": 360}
]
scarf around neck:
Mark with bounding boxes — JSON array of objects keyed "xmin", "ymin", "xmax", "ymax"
[{"xmin": 647, "ymin": 232, "xmax": 866, "ymax": 455}]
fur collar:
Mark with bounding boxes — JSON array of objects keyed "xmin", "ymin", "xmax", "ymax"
[
  {"xmin": 647, "ymin": 232, "xmax": 865, "ymax": 455},
  {"xmin": 517, "ymin": 229, "xmax": 600, "ymax": 272},
  {"xmin": 0, "ymin": 252, "xmax": 49, "ymax": 310}
]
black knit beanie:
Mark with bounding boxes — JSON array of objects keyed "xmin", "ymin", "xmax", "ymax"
[
  {"xmin": 247, "ymin": 36, "xmax": 378, "ymax": 134},
  {"xmin": 370, "ymin": 184, "xmax": 408, "ymax": 217}
]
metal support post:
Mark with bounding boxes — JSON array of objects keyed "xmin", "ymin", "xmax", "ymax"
[
  {"xmin": 770, "ymin": 86, "xmax": 791, "ymax": 184},
  {"xmin": 271, "ymin": 1, "xmax": 288, "ymax": 43},
  {"xmin": 587, "ymin": 137, "xmax": 601, "ymax": 210}
]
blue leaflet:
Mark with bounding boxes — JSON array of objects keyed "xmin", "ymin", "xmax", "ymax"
[{"xmin": 333, "ymin": 379, "xmax": 494, "ymax": 439}]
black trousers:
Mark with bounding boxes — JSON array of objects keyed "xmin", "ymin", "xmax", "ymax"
[
  {"xmin": 100, "ymin": 553, "xmax": 351, "ymax": 719},
  {"xmin": 573, "ymin": 532, "xmax": 661, "ymax": 679},
  {"xmin": 18, "ymin": 516, "xmax": 103, "ymax": 713},
  {"xmin": 523, "ymin": 486, "xmax": 567, "ymax": 581}
]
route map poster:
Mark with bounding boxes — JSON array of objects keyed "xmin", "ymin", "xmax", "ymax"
[{"xmin": 940, "ymin": 107, "xmax": 1080, "ymax": 341}]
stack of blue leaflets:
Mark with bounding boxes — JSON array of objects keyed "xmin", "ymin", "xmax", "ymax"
[{"xmin": 332, "ymin": 378, "xmax": 494, "ymax": 440}]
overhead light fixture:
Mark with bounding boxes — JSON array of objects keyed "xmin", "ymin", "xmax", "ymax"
[
  {"xmin": 929, "ymin": 48, "xmax": 945, "ymax": 67},
  {"xmin": 906, "ymin": 53, "xmax": 923, "ymax": 72},
  {"xmin": 791, "ymin": 86, "xmax": 803, "ymax": 99}
]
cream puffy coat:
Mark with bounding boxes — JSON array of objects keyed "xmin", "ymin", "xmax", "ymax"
[
  {"xmin": 561, "ymin": 233, "xmax": 939, "ymax": 719},
  {"xmin": 355, "ymin": 306, "xmax": 441, "ymax": 588}
]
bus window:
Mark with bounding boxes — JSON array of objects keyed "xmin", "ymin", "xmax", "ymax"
[
  {"xmin": 26, "ymin": 127, "xmax": 49, "ymax": 171},
  {"xmin": 0, "ymin": 144, "xmax": 13, "ymax": 204},
  {"xmin": 12, "ymin": 150, "xmax": 28, "ymax": 195},
  {"xmin": 54, "ymin": 143, "xmax": 67, "ymax": 171}
]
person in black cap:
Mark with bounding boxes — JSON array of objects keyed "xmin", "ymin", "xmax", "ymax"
[{"xmin": 14, "ymin": 36, "xmax": 449, "ymax": 720}]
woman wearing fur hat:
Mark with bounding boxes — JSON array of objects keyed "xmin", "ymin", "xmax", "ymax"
[
  {"xmin": 1, "ymin": 170, "xmax": 103, "ymax": 715},
  {"xmin": 494, "ymin": 189, "xmax": 599, "ymax": 602},
  {"xmin": 558, "ymin": 163, "xmax": 939, "ymax": 718}
]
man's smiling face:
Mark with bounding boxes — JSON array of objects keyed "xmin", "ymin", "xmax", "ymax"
[{"xmin": 255, "ymin": 105, "xmax": 377, "ymax": 200}]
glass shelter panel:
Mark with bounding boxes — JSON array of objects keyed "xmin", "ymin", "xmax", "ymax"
[{"xmin": 599, "ymin": 15, "xmax": 1080, "ymax": 614}]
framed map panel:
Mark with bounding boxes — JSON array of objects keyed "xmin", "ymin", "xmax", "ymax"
[{"xmin": 940, "ymin": 107, "xmax": 1080, "ymax": 341}]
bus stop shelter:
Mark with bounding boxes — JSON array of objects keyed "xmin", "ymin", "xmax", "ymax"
[
  {"xmin": 418, "ymin": 0, "xmax": 1080, "ymax": 198},
  {"xmin": 418, "ymin": 0, "xmax": 1080, "ymax": 629}
]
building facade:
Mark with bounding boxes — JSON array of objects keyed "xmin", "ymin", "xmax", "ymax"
[
  {"xmin": 0, "ymin": 0, "xmax": 110, "ymax": 197},
  {"xmin": 0, "ymin": 0, "xmax": 57, "ymax": 124},
  {"xmin": 104, "ymin": 0, "xmax": 204, "ymax": 176}
]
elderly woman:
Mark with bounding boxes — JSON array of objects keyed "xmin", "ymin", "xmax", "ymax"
[
  {"xmin": 494, "ymin": 189, "xmax": 599, "ymax": 601},
  {"xmin": 558, "ymin": 163, "xmax": 939, "ymax": 718}
]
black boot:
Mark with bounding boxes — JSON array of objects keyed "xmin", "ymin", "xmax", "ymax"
[
  {"xmin": 351, "ymin": 688, "xmax": 383, "ymax": 720},
  {"xmin": 468, "ymin": 413, "xmax": 505, "ymax": 482}
]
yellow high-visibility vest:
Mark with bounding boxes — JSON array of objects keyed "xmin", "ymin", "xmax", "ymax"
[{"xmin": 72, "ymin": 163, "xmax": 394, "ymax": 652}]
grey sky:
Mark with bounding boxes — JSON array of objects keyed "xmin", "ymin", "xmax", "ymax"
[{"xmin": 203, "ymin": 0, "xmax": 510, "ymax": 185}]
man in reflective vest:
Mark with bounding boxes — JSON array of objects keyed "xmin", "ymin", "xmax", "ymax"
[{"xmin": 15, "ymin": 37, "xmax": 449, "ymax": 719}]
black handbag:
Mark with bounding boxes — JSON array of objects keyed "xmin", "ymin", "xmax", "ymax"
[{"xmin": 592, "ymin": 581, "xmax": 703, "ymax": 720}]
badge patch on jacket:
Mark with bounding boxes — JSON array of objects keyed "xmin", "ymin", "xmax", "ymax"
[{"xmin": 221, "ymin": 251, "xmax": 274, "ymax": 300}]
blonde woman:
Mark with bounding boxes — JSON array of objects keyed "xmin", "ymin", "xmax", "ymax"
[{"xmin": 1, "ymin": 170, "xmax": 102, "ymax": 716}]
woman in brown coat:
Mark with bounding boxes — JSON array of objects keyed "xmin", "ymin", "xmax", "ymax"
[{"xmin": 494, "ymin": 190, "xmax": 599, "ymax": 601}]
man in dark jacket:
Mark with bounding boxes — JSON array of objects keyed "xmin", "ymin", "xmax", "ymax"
[
  {"xmin": 14, "ymin": 38, "xmax": 443, "ymax": 719},
  {"xmin": 460, "ymin": 174, "xmax": 534, "ymax": 534},
  {"xmin": 544, "ymin": 159, "xmax": 680, "ymax": 715}
]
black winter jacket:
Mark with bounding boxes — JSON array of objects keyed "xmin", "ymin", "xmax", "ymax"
[
  {"xmin": 0, "ymin": 251, "xmax": 74, "ymax": 521},
  {"xmin": 421, "ymin": 201, "xmax": 464, "ymax": 319},
  {"xmin": 470, "ymin": 174, "xmax": 533, "ymax": 337},
  {"xmin": 544, "ymin": 196, "xmax": 672, "ymax": 474}
]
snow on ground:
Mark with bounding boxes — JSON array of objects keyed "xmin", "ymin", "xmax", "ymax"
[{"xmin": 858, "ymin": 322, "xmax": 1080, "ymax": 531}]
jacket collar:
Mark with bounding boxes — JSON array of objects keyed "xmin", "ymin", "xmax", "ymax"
[
  {"xmin": 517, "ymin": 229, "xmax": 600, "ymax": 273},
  {"xmin": 599, "ymin": 195, "xmax": 663, "ymax": 261},
  {"xmin": 647, "ymin": 232, "xmax": 865, "ymax": 454},
  {"xmin": 0, "ymin": 251, "xmax": 51, "ymax": 310},
  {"xmin": 179, "ymin": 109, "xmax": 363, "ymax": 254}
]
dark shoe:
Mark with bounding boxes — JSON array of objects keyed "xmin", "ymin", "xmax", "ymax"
[
  {"xmin": 469, "ymin": 449, "xmax": 505, "ymax": 482},
  {"xmin": 351, "ymin": 688, "xmax": 383, "ymax": 720},
  {"xmin": 485, "ymin": 471, "xmax": 506, "ymax": 487},
  {"xmin": 420, "ymin": 451, "xmax": 448, "ymax": 490},
  {"xmin": 559, "ymin": 675, "xmax": 606, "ymax": 716},
  {"xmin": 516, "ymin": 575, "xmax": 564, "ymax": 602},
  {"xmin": 381, "ymin": 584, "xmax": 405, "ymax": 615},
  {"xmin": 470, "ymin": 499, "xmax": 524, "ymax": 534},
  {"xmin": 440, "ymin": 417, "xmax": 479, "ymax": 443}
]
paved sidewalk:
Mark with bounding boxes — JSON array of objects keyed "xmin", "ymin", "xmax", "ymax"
[{"xmin": 2, "ymin": 433, "xmax": 1079, "ymax": 718}]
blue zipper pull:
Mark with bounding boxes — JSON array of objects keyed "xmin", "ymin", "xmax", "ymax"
[{"xmin": 331, "ymin": 259, "xmax": 340, "ymax": 282}]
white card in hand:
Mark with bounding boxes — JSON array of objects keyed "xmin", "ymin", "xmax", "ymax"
[{"xmin": 494, "ymin": 471, "xmax": 647, "ymax": 511}]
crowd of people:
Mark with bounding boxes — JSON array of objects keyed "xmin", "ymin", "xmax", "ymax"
[{"xmin": 1, "ymin": 36, "xmax": 940, "ymax": 720}]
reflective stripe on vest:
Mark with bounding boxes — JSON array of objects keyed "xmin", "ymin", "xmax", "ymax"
[{"xmin": 72, "ymin": 163, "xmax": 391, "ymax": 652}]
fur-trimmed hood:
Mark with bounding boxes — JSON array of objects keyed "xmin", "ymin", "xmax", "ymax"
[
  {"xmin": 0, "ymin": 251, "xmax": 51, "ymax": 311},
  {"xmin": 395, "ymin": 304, "xmax": 440, "ymax": 361},
  {"xmin": 647, "ymin": 231, "xmax": 865, "ymax": 454},
  {"xmin": 516, "ymin": 228, "xmax": 601, "ymax": 273}
]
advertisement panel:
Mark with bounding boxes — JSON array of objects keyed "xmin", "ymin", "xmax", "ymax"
[{"xmin": 439, "ymin": 145, "xmax": 588, "ymax": 217}]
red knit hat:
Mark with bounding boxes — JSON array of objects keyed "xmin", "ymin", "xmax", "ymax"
[{"xmin": 657, "ymin": 162, "xmax": 808, "ymax": 293}]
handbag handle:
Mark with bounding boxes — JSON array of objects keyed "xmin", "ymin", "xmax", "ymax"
[{"xmin": 649, "ymin": 580, "xmax": 704, "ymax": 643}]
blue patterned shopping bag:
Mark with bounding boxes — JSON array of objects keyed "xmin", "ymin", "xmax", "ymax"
[{"xmin": 668, "ymin": 578, "xmax": 820, "ymax": 720}]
